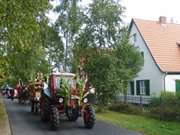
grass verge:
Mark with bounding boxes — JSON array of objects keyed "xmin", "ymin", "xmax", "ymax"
[
  {"xmin": 0, "ymin": 94, "xmax": 11, "ymax": 135},
  {"xmin": 0, "ymin": 99, "xmax": 6, "ymax": 128},
  {"xmin": 96, "ymin": 111, "xmax": 180, "ymax": 135}
]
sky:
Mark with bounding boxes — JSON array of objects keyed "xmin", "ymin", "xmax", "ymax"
[
  {"xmin": 122, "ymin": 0, "xmax": 180, "ymax": 23},
  {"xmin": 47, "ymin": 0, "xmax": 180, "ymax": 24}
]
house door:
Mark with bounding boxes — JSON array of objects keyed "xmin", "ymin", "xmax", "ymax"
[{"xmin": 175, "ymin": 80, "xmax": 180, "ymax": 93}]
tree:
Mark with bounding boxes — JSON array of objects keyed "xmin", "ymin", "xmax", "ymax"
[
  {"xmin": 109, "ymin": 29, "xmax": 144, "ymax": 101},
  {"xmin": 83, "ymin": 30, "xmax": 143, "ymax": 106},
  {"xmin": 84, "ymin": 52, "xmax": 113, "ymax": 106},
  {"xmin": 86, "ymin": 0, "xmax": 125, "ymax": 48},
  {"xmin": 40, "ymin": 22, "xmax": 64, "ymax": 65},
  {"xmin": 73, "ymin": 0, "xmax": 125, "ymax": 70},
  {"xmin": 0, "ymin": 0, "xmax": 51, "ymax": 83},
  {"xmin": 54, "ymin": 0, "xmax": 84, "ymax": 69},
  {"xmin": 73, "ymin": 1, "xmax": 143, "ymax": 106}
]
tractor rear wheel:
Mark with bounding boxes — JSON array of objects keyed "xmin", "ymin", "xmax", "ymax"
[{"xmin": 40, "ymin": 97, "xmax": 49, "ymax": 122}]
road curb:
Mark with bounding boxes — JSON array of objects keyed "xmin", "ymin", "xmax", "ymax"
[{"xmin": 0, "ymin": 94, "xmax": 12, "ymax": 135}]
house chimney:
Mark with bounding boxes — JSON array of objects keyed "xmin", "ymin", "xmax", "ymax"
[{"xmin": 159, "ymin": 16, "xmax": 166, "ymax": 24}]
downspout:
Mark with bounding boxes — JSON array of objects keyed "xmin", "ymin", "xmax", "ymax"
[{"xmin": 164, "ymin": 72, "xmax": 168, "ymax": 92}]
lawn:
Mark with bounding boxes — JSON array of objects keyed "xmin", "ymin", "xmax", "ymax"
[{"xmin": 96, "ymin": 111, "xmax": 180, "ymax": 135}]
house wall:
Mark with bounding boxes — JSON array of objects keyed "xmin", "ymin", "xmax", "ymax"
[
  {"xmin": 165, "ymin": 74, "xmax": 180, "ymax": 92},
  {"xmin": 129, "ymin": 22, "xmax": 164, "ymax": 96}
]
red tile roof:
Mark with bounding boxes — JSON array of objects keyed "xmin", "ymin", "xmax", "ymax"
[{"xmin": 133, "ymin": 18, "xmax": 180, "ymax": 73}]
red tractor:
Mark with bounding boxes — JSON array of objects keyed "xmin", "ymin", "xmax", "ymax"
[{"xmin": 40, "ymin": 72, "xmax": 96, "ymax": 130}]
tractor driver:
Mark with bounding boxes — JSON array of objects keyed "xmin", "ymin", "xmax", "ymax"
[{"xmin": 42, "ymin": 76, "xmax": 51, "ymax": 97}]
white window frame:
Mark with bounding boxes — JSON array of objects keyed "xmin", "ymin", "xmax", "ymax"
[{"xmin": 140, "ymin": 81, "xmax": 146, "ymax": 95}]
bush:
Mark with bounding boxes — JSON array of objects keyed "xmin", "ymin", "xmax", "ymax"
[
  {"xmin": 149, "ymin": 107, "xmax": 161, "ymax": 119},
  {"xmin": 149, "ymin": 92, "xmax": 180, "ymax": 121},
  {"xmin": 149, "ymin": 106, "xmax": 180, "ymax": 121},
  {"xmin": 106, "ymin": 92, "xmax": 180, "ymax": 122},
  {"xmin": 150, "ymin": 97, "xmax": 161, "ymax": 107},
  {"xmin": 95, "ymin": 106, "xmax": 109, "ymax": 113},
  {"xmin": 108, "ymin": 102, "xmax": 143, "ymax": 115}
]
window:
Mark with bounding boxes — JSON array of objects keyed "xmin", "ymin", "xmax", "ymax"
[
  {"xmin": 133, "ymin": 33, "xmax": 137, "ymax": 43},
  {"xmin": 130, "ymin": 81, "xmax": 134, "ymax": 95},
  {"xmin": 136, "ymin": 80, "xmax": 150, "ymax": 96},
  {"xmin": 140, "ymin": 52, "xmax": 144, "ymax": 64},
  {"xmin": 141, "ymin": 52, "xmax": 144, "ymax": 58}
]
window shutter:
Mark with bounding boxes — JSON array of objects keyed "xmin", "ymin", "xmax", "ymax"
[
  {"xmin": 175, "ymin": 80, "xmax": 180, "ymax": 93},
  {"xmin": 136, "ymin": 81, "xmax": 140, "ymax": 95},
  {"xmin": 145, "ymin": 80, "xmax": 150, "ymax": 96},
  {"xmin": 130, "ymin": 81, "xmax": 134, "ymax": 95}
]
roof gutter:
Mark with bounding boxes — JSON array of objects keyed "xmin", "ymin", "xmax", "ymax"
[{"xmin": 165, "ymin": 71, "xmax": 180, "ymax": 74}]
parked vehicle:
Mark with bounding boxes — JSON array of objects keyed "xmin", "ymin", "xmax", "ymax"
[
  {"xmin": 40, "ymin": 72, "xmax": 96, "ymax": 130},
  {"xmin": 1, "ymin": 84, "xmax": 14, "ymax": 100},
  {"xmin": 1, "ymin": 85, "xmax": 6, "ymax": 95}
]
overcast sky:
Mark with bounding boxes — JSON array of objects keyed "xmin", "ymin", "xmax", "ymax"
[
  {"xmin": 122, "ymin": 0, "xmax": 180, "ymax": 23},
  {"xmin": 47, "ymin": 0, "xmax": 180, "ymax": 24}
]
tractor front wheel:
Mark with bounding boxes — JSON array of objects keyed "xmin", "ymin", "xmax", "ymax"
[
  {"xmin": 31, "ymin": 100, "xmax": 34, "ymax": 113},
  {"xmin": 66, "ymin": 107, "xmax": 79, "ymax": 121},
  {"xmin": 83, "ymin": 105, "xmax": 95, "ymax": 129},
  {"xmin": 34, "ymin": 102, "xmax": 39, "ymax": 113},
  {"xmin": 50, "ymin": 107, "xmax": 59, "ymax": 130}
]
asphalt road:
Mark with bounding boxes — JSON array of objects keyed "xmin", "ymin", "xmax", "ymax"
[{"xmin": 4, "ymin": 98, "xmax": 143, "ymax": 135}]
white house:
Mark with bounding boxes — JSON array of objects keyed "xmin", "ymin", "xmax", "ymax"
[{"xmin": 125, "ymin": 16, "xmax": 180, "ymax": 104}]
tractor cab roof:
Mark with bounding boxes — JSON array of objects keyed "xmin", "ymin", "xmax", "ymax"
[{"xmin": 51, "ymin": 72, "xmax": 76, "ymax": 78}]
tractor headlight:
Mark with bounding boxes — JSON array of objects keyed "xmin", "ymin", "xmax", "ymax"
[
  {"xmin": 59, "ymin": 98, "xmax": 64, "ymax": 103},
  {"xmin": 37, "ymin": 96, "xmax": 40, "ymax": 101},
  {"xmin": 34, "ymin": 96, "xmax": 40, "ymax": 101},
  {"xmin": 90, "ymin": 88, "xmax": 95, "ymax": 94},
  {"xmin": 83, "ymin": 98, "xmax": 88, "ymax": 103}
]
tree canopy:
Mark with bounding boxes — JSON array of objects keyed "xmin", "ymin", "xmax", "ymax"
[
  {"xmin": 0, "ymin": 0, "xmax": 143, "ymax": 106},
  {"xmin": 0, "ymin": 0, "xmax": 63, "ymax": 84},
  {"xmin": 72, "ymin": 0, "xmax": 143, "ymax": 105},
  {"xmin": 54, "ymin": 0, "xmax": 84, "ymax": 69}
]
